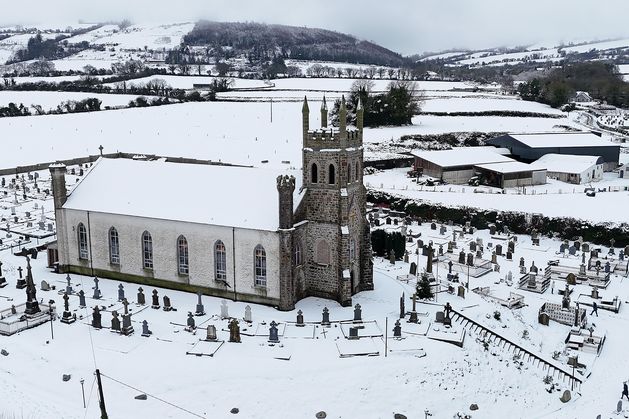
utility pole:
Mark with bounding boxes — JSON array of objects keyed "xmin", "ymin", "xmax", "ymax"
[
  {"xmin": 95, "ymin": 369, "xmax": 108, "ymax": 419},
  {"xmin": 384, "ymin": 317, "xmax": 388, "ymax": 358}
]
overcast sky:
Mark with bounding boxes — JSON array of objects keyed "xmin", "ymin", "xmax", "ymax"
[{"xmin": 3, "ymin": 0, "xmax": 629, "ymax": 55}]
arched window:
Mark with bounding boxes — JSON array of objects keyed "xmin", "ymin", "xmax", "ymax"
[
  {"xmin": 294, "ymin": 243, "xmax": 302, "ymax": 266},
  {"xmin": 109, "ymin": 227, "xmax": 120, "ymax": 265},
  {"xmin": 215, "ymin": 240, "xmax": 227, "ymax": 281},
  {"xmin": 311, "ymin": 162, "xmax": 318, "ymax": 183},
  {"xmin": 254, "ymin": 245, "xmax": 267, "ymax": 287},
  {"xmin": 77, "ymin": 223, "xmax": 88, "ymax": 260},
  {"xmin": 347, "ymin": 162, "xmax": 352, "ymax": 183},
  {"xmin": 142, "ymin": 231, "xmax": 153, "ymax": 269},
  {"xmin": 328, "ymin": 164, "xmax": 335, "ymax": 184},
  {"xmin": 355, "ymin": 161, "xmax": 360, "ymax": 181},
  {"xmin": 177, "ymin": 235, "xmax": 189, "ymax": 275},
  {"xmin": 316, "ymin": 240, "xmax": 330, "ymax": 265}
]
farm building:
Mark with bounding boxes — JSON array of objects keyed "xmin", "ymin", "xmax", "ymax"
[
  {"xmin": 474, "ymin": 161, "xmax": 547, "ymax": 188},
  {"xmin": 411, "ymin": 147, "xmax": 512, "ymax": 184},
  {"xmin": 487, "ymin": 132, "xmax": 620, "ymax": 170},
  {"xmin": 571, "ymin": 91, "xmax": 593, "ymax": 103},
  {"xmin": 531, "ymin": 154, "xmax": 604, "ymax": 184}
]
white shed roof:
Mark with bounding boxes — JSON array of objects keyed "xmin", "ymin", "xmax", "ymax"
[
  {"xmin": 63, "ymin": 158, "xmax": 303, "ymax": 231},
  {"xmin": 475, "ymin": 161, "xmax": 544, "ymax": 174},
  {"xmin": 530, "ymin": 153, "xmax": 603, "ymax": 174},
  {"xmin": 411, "ymin": 147, "xmax": 513, "ymax": 168},
  {"xmin": 508, "ymin": 132, "xmax": 616, "ymax": 148}
]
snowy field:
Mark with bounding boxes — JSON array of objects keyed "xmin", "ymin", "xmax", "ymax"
[
  {"xmin": 366, "ymin": 167, "xmax": 629, "ymax": 225},
  {"xmin": 107, "ymin": 75, "xmax": 269, "ymax": 90},
  {"xmin": 0, "ymin": 91, "xmax": 154, "ymax": 112},
  {"xmin": 0, "ymin": 219, "xmax": 627, "ymax": 418},
  {"xmin": 421, "ymin": 97, "xmax": 564, "ymax": 114}
]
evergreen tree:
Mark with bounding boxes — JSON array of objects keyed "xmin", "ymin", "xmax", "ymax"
[{"xmin": 416, "ymin": 273, "xmax": 434, "ymax": 300}]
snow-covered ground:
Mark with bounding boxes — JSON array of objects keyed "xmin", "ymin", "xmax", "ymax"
[
  {"xmin": 0, "ymin": 91, "xmax": 153, "ymax": 112},
  {"xmin": 106, "ymin": 74, "xmax": 268, "ymax": 90},
  {"xmin": 366, "ymin": 167, "xmax": 629, "ymax": 224},
  {"xmin": 0, "ymin": 218, "xmax": 626, "ymax": 418},
  {"xmin": 422, "ymin": 97, "xmax": 563, "ymax": 114}
]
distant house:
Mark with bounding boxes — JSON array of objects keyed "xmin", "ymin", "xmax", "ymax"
[
  {"xmin": 411, "ymin": 147, "xmax": 512, "ymax": 184},
  {"xmin": 571, "ymin": 91, "xmax": 593, "ymax": 103},
  {"xmin": 473, "ymin": 161, "xmax": 547, "ymax": 188},
  {"xmin": 531, "ymin": 154, "xmax": 604, "ymax": 184},
  {"xmin": 487, "ymin": 132, "xmax": 620, "ymax": 171},
  {"xmin": 618, "ymin": 164, "xmax": 629, "ymax": 179}
]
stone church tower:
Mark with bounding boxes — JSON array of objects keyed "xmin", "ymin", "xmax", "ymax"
[{"xmin": 294, "ymin": 95, "xmax": 374, "ymax": 307}]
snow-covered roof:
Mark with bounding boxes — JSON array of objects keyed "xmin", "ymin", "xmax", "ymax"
[
  {"xmin": 411, "ymin": 147, "xmax": 514, "ymax": 168},
  {"xmin": 530, "ymin": 154, "xmax": 603, "ymax": 174},
  {"xmin": 63, "ymin": 158, "xmax": 303, "ymax": 231},
  {"xmin": 506, "ymin": 132, "xmax": 616, "ymax": 148},
  {"xmin": 475, "ymin": 161, "xmax": 544, "ymax": 174}
]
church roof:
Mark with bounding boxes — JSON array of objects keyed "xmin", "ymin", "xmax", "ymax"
[{"xmin": 63, "ymin": 158, "xmax": 303, "ymax": 231}]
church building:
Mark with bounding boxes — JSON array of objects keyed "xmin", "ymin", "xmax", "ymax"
[{"xmin": 50, "ymin": 97, "xmax": 373, "ymax": 310}]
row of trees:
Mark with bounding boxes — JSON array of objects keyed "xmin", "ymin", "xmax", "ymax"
[
  {"xmin": 518, "ymin": 62, "xmax": 629, "ymax": 108},
  {"xmin": 330, "ymin": 80, "xmax": 424, "ymax": 127}
]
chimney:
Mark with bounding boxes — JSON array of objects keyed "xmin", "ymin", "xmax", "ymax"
[
  {"xmin": 277, "ymin": 175, "xmax": 296, "ymax": 229},
  {"xmin": 49, "ymin": 163, "xmax": 68, "ymax": 210}
]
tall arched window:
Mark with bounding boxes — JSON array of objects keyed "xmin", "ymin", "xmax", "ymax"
[
  {"xmin": 142, "ymin": 231, "xmax": 153, "ymax": 269},
  {"xmin": 349, "ymin": 238, "xmax": 355, "ymax": 262},
  {"xmin": 294, "ymin": 243, "xmax": 302, "ymax": 266},
  {"xmin": 215, "ymin": 240, "xmax": 227, "ymax": 281},
  {"xmin": 254, "ymin": 245, "xmax": 267, "ymax": 287},
  {"xmin": 316, "ymin": 240, "xmax": 330, "ymax": 265},
  {"xmin": 311, "ymin": 162, "xmax": 318, "ymax": 183},
  {"xmin": 355, "ymin": 161, "xmax": 360, "ymax": 181},
  {"xmin": 328, "ymin": 164, "xmax": 336, "ymax": 184},
  {"xmin": 77, "ymin": 223, "xmax": 88, "ymax": 260},
  {"xmin": 347, "ymin": 162, "xmax": 352, "ymax": 183},
  {"xmin": 177, "ymin": 235, "xmax": 189, "ymax": 275},
  {"xmin": 109, "ymin": 227, "xmax": 120, "ymax": 265}
]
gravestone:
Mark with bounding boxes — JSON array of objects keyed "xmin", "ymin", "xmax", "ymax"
[
  {"xmin": 568, "ymin": 246, "xmax": 577, "ymax": 256},
  {"xmin": 353, "ymin": 304, "xmax": 362, "ymax": 323},
  {"xmin": 559, "ymin": 390, "xmax": 571, "ymax": 403},
  {"xmin": 530, "ymin": 262, "xmax": 538, "ymax": 274},
  {"xmin": 386, "ymin": 217, "xmax": 391, "ymax": 225},
  {"xmin": 574, "ymin": 241, "xmax": 581, "ymax": 251},
  {"xmin": 495, "ymin": 244, "xmax": 502, "ymax": 256},
  {"xmin": 476, "ymin": 249, "xmax": 482, "ymax": 259},
  {"xmin": 348, "ymin": 327, "xmax": 359, "ymax": 340},
  {"xmin": 137, "ymin": 287, "xmax": 145, "ymax": 305},
  {"xmin": 40, "ymin": 280, "xmax": 50, "ymax": 291},
  {"xmin": 0, "ymin": 261, "xmax": 5, "ymax": 288},
  {"xmin": 467, "ymin": 253, "xmax": 474, "ymax": 266},
  {"xmin": 489, "ymin": 224, "xmax": 496, "ymax": 235},
  {"xmin": 205, "ymin": 325, "xmax": 217, "ymax": 341},
  {"xmin": 389, "ymin": 252, "xmax": 396, "ymax": 265},
  {"xmin": 439, "ymin": 225, "xmax": 447, "ymax": 235},
  {"xmin": 16, "ymin": 266, "xmax": 26, "ymax": 289},
  {"xmin": 566, "ymin": 273, "xmax": 576, "ymax": 285},
  {"xmin": 296, "ymin": 310, "xmax": 305, "ymax": 327},
  {"xmin": 560, "ymin": 243, "xmax": 568, "ymax": 253},
  {"xmin": 620, "ymin": 250, "xmax": 625, "ymax": 262},
  {"xmin": 605, "ymin": 262, "xmax": 611, "ymax": 273},
  {"xmin": 506, "ymin": 251, "xmax": 513, "ymax": 261},
  {"xmin": 591, "ymin": 286, "xmax": 599, "ymax": 299},
  {"xmin": 409, "ymin": 294, "xmax": 418, "ymax": 323},
  {"xmin": 111, "ymin": 311, "xmax": 121, "ymax": 332},
  {"xmin": 228, "ymin": 319, "xmax": 241, "ymax": 343},
  {"xmin": 141, "ymin": 320, "xmax": 152, "ymax": 337},
  {"xmin": 469, "ymin": 241, "xmax": 477, "ymax": 252},
  {"xmin": 448, "ymin": 261, "xmax": 453, "ymax": 274},
  {"xmin": 399, "ymin": 293, "xmax": 405, "ymax": 319},
  {"xmin": 151, "ymin": 289, "xmax": 160, "ymax": 309},
  {"xmin": 430, "ymin": 222, "xmax": 436, "ymax": 230},
  {"xmin": 321, "ymin": 307, "xmax": 331, "ymax": 326},
  {"xmin": 508, "ymin": 241, "xmax": 515, "ymax": 253},
  {"xmin": 117, "ymin": 284, "xmax": 125, "ymax": 302},
  {"xmin": 520, "ymin": 265, "xmax": 527, "ymax": 274},
  {"xmin": 491, "ymin": 252, "xmax": 497, "ymax": 264},
  {"xmin": 244, "ymin": 305, "xmax": 252, "ymax": 323},
  {"xmin": 92, "ymin": 277, "xmax": 101, "ymax": 299},
  {"xmin": 403, "ymin": 251, "xmax": 409, "ymax": 263},
  {"xmin": 61, "ymin": 292, "xmax": 75, "ymax": 324},
  {"xmin": 78, "ymin": 290, "xmax": 86, "ymax": 308},
  {"xmin": 121, "ymin": 300, "xmax": 133, "ymax": 336},
  {"xmin": 269, "ymin": 321, "xmax": 279, "ymax": 343},
  {"xmin": 435, "ymin": 311, "xmax": 445, "ymax": 323},
  {"xmin": 65, "ymin": 274, "xmax": 73, "ymax": 294},
  {"xmin": 519, "ymin": 257, "xmax": 525, "ymax": 267},
  {"xmin": 409, "ymin": 262, "xmax": 417, "ymax": 276},
  {"xmin": 507, "ymin": 271, "xmax": 513, "ymax": 283},
  {"xmin": 458, "ymin": 286, "xmax": 465, "ymax": 298},
  {"xmin": 221, "ymin": 300, "xmax": 229, "ymax": 319},
  {"xmin": 195, "ymin": 293, "xmax": 205, "ymax": 316},
  {"xmin": 447, "ymin": 241, "xmax": 453, "ymax": 253},
  {"xmin": 91, "ymin": 306, "xmax": 102, "ymax": 329},
  {"xmin": 186, "ymin": 312, "xmax": 196, "ymax": 330},
  {"xmin": 494, "ymin": 263, "xmax": 500, "ymax": 272},
  {"xmin": 393, "ymin": 319, "xmax": 402, "ymax": 338},
  {"xmin": 538, "ymin": 312, "xmax": 549, "ymax": 326},
  {"xmin": 458, "ymin": 250, "xmax": 466, "ymax": 264},
  {"xmin": 163, "ymin": 296, "xmax": 172, "ymax": 312}
]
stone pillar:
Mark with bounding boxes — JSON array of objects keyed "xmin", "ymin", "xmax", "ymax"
[
  {"xmin": 356, "ymin": 97, "xmax": 364, "ymax": 138},
  {"xmin": 320, "ymin": 95, "xmax": 328, "ymax": 128},
  {"xmin": 339, "ymin": 95, "xmax": 347, "ymax": 141},
  {"xmin": 302, "ymin": 96, "xmax": 309, "ymax": 142},
  {"xmin": 49, "ymin": 163, "xmax": 68, "ymax": 210},
  {"xmin": 277, "ymin": 175, "xmax": 296, "ymax": 311}
]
